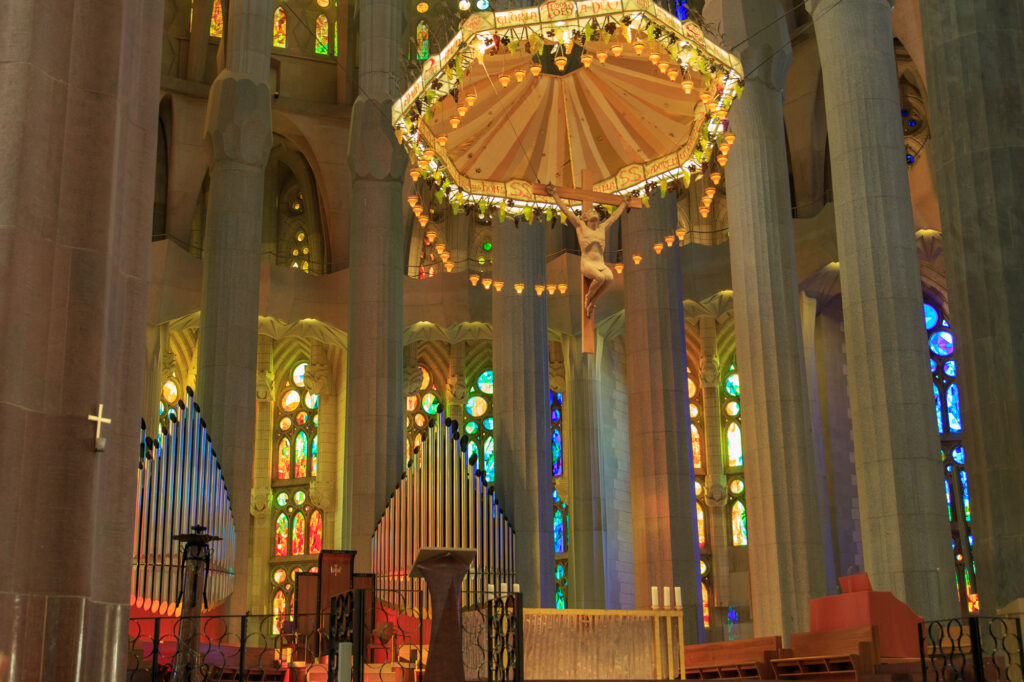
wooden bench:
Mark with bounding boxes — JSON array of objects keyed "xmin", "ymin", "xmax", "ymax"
[
  {"xmin": 770, "ymin": 626, "xmax": 879, "ymax": 680},
  {"xmin": 684, "ymin": 635, "xmax": 784, "ymax": 679}
]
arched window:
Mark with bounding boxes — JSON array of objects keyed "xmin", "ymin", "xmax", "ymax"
[
  {"xmin": 554, "ymin": 489, "xmax": 569, "ymax": 609},
  {"xmin": 924, "ymin": 300, "xmax": 979, "ymax": 613},
  {"xmin": 722, "ymin": 362, "xmax": 748, "ymax": 547},
  {"xmin": 466, "ymin": 369, "xmax": 495, "ymax": 482},
  {"xmin": 689, "ymin": 373, "xmax": 703, "ymax": 471},
  {"xmin": 415, "ymin": 20, "xmax": 430, "ymax": 61},
  {"xmin": 689, "ymin": 369, "xmax": 710, "ymax": 627},
  {"xmin": 270, "ymin": 360, "xmax": 323, "ymax": 633},
  {"xmin": 405, "ymin": 364, "xmax": 439, "ymax": 463},
  {"xmin": 551, "ymin": 390, "xmax": 564, "ymax": 477},
  {"xmin": 273, "ymin": 7, "xmax": 287, "ymax": 48},
  {"xmin": 315, "ymin": 14, "xmax": 329, "ymax": 55},
  {"xmin": 210, "ymin": 0, "xmax": 224, "ymax": 37}
]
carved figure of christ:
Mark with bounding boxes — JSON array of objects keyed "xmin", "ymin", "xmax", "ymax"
[{"xmin": 546, "ymin": 183, "xmax": 628, "ymax": 319}]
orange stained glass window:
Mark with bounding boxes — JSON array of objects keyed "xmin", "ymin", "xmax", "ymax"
[
  {"xmin": 691, "ymin": 423, "xmax": 702, "ymax": 470},
  {"xmin": 273, "ymin": 7, "xmax": 287, "ymax": 48},
  {"xmin": 309, "ymin": 510, "xmax": 323, "ymax": 554},
  {"xmin": 210, "ymin": 0, "xmax": 224, "ymax": 37},
  {"xmin": 697, "ymin": 503, "xmax": 705, "ymax": 548},
  {"xmin": 292, "ymin": 512, "xmax": 306, "ymax": 555},
  {"xmin": 315, "ymin": 14, "xmax": 329, "ymax": 55},
  {"xmin": 272, "ymin": 590, "xmax": 287, "ymax": 634},
  {"xmin": 702, "ymin": 583, "xmax": 711, "ymax": 628},
  {"xmin": 277, "ymin": 438, "xmax": 291, "ymax": 479},
  {"xmin": 275, "ymin": 513, "xmax": 289, "ymax": 556},
  {"xmin": 295, "ymin": 431, "xmax": 308, "ymax": 478}
]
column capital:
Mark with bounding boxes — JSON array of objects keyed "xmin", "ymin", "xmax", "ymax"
[
  {"xmin": 250, "ymin": 487, "xmax": 273, "ymax": 518},
  {"xmin": 204, "ymin": 70, "xmax": 273, "ymax": 166},
  {"xmin": 304, "ymin": 363, "xmax": 333, "ymax": 396},
  {"xmin": 255, "ymin": 369, "xmax": 274, "ymax": 402},
  {"xmin": 348, "ymin": 95, "xmax": 407, "ymax": 182}
]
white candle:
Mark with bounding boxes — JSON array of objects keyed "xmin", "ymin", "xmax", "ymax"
[
  {"xmin": 651, "ymin": 586, "xmax": 659, "ymax": 608},
  {"xmin": 674, "ymin": 586, "xmax": 683, "ymax": 610},
  {"xmin": 663, "ymin": 586, "xmax": 671, "ymax": 610}
]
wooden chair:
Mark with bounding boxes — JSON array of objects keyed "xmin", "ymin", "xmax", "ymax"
[
  {"xmin": 770, "ymin": 625, "xmax": 880, "ymax": 680},
  {"xmin": 684, "ymin": 635, "xmax": 784, "ymax": 679}
]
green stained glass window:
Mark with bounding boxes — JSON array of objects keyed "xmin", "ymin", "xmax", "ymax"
[
  {"xmin": 315, "ymin": 14, "xmax": 329, "ymax": 55},
  {"xmin": 275, "ymin": 514, "xmax": 289, "ymax": 556},
  {"xmin": 295, "ymin": 431, "xmax": 308, "ymax": 477},
  {"xmin": 477, "ymin": 370, "xmax": 494, "ymax": 394},
  {"xmin": 273, "ymin": 7, "xmax": 287, "ymax": 48}
]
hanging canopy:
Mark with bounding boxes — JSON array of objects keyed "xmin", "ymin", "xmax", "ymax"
[{"xmin": 393, "ymin": 0, "xmax": 743, "ymax": 215}]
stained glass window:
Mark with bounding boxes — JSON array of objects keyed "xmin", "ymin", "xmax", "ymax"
[
  {"xmin": 210, "ymin": 0, "xmax": 224, "ymax": 38},
  {"xmin": 315, "ymin": 14, "xmax": 329, "ymax": 55},
  {"xmin": 731, "ymin": 500, "xmax": 748, "ymax": 546},
  {"xmin": 273, "ymin": 590, "xmax": 287, "ymax": 634},
  {"xmin": 723, "ymin": 365, "xmax": 744, "ymax": 468},
  {"xmin": 415, "ymin": 20, "xmax": 430, "ymax": 60},
  {"xmin": 925, "ymin": 300, "xmax": 979, "ymax": 613},
  {"xmin": 271, "ymin": 358, "xmax": 323, "ymax": 628},
  {"xmin": 554, "ymin": 509, "xmax": 566, "ymax": 553},
  {"xmin": 273, "ymin": 7, "xmax": 287, "ymax": 48},
  {"xmin": 551, "ymin": 391, "xmax": 564, "ymax": 477}
]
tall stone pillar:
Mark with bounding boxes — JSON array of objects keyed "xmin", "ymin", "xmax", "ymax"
[
  {"xmin": 920, "ymin": 1, "xmax": 1024, "ymax": 612},
  {"xmin": 0, "ymin": 0, "xmax": 162, "ymax": 678},
  {"xmin": 696, "ymin": 313, "xmax": 732, "ymax": 633},
  {"xmin": 492, "ymin": 217, "xmax": 554, "ymax": 608},
  {"xmin": 564, "ymin": 335, "xmax": 606, "ymax": 609},
  {"xmin": 343, "ymin": 0, "xmax": 406, "ymax": 570},
  {"xmin": 721, "ymin": 0, "xmax": 828, "ymax": 636},
  {"xmin": 622, "ymin": 194, "xmax": 703, "ymax": 642},
  {"xmin": 811, "ymin": 0, "xmax": 955, "ymax": 618},
  {"xmin": 306, "ymin": 341, "xmax": 339, "ymax": 552},
  {"xmin": 196, "ymin": 0, "xmax": 274, "ymax": 616},
  {"xmin": 248, "ymin": 335, "xmax": 276, "ymax": 612}
]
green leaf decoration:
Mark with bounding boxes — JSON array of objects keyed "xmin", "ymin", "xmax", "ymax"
[{"xmin": 524, "ymin": 206, "xmax": 533, "ymax": 222}]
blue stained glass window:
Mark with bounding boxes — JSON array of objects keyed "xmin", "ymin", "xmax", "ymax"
[
  {"xmin": 555, "ymin": 585, "xmax": 566, "ymax": 609},
  {"xmin": 930, "ymin": 331, "xmax": 955, "ymax": 356},
  {"xmin": 554, "ymin": 509, "xmax": 566, "ymax": 553},
  {"xmin": 725, "ymin": 373, "xmax": 740, "ymax": 397},
  {"xmin": 933, "ymin": 383, "xmax": 944, "ymax": 433},
  {"xmin": 483, "ymin": 417, "xmax": 493, "ymax": 430},
  {"xmin": 923, "ymin": 303, "xmax": 939, "ymax": 330},
  {"xmin": 952, "ymin": 446, "xmax": 965, "ymax": 465},
  {"xmin": 944, "ymin": 360, "xmax": 957, "ymax": 377},
  {"xmin": 477, "ymin": 370, "xmax": 494, "ymax": 395},
  {"xmin": 945, "ymin": 480, "xmax": 952, "ymax": 520},
  {"xmin": 555, "ymin": 564, "xmax": 565, "ymax": 580},
  {"xmin": 551, "ymin": 407, "xmax": 561, "ymax": 422},
  {"xmin": 484, "ymin": 436, "xmax": 495, "ymax": 483},
  {"xmin": 947, "ymin": 384, "xmax": 962, "ymax": 432},
  {"xmin": 931, "ymin": 358, "xmax": 937, "ymax": 372},
  {"xmin": 960, "ymin": 470, "xmax": 971, "ymax": 521},
  {"xmin": 552, "ymin": 428, "xmax": 563, "ymax": 476}
]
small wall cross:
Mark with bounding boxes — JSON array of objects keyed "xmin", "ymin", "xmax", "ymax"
[{"xmin": 89, "ymin": 404, "xmax": 112, "ymax": 452}]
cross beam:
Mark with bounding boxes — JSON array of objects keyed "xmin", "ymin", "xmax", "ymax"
[{"xmin": 531, "ymin": 184, "xmax": 643, "ymax": 209}]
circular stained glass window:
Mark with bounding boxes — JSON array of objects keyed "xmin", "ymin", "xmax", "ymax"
[
  {"xmin": 729, "ymin": 479, "xmax": 744, "ymax": 495},
  {"xmin": 465, "ymin": 421, "xmax": 479, "ymax": 435},
  {"xmin": 555, "ymin": 563, "xmax": 565, "ymax": 580},
  {"xmin": 296, "ymin": 412, "xmax": 308, "ymax": 426},
  {"xmin": 483, "ymin": 417, "xmax": 494, "ymax": 430},
  {"xmin": 296, "ymin": 232, "xmax": 306, "ymax": 243},
  {"xmin": 467, "ymin": 396, "xmax": 488, "ymax": 417},
  {"xmin": 944, "ymin": 360, "xmax": 957, "ymax": 377},
  {"xmin": 407, "ymin": 395, "xmax": 419, "ymax": 412},
  {"xmin": 281, "ymin": 390, "xmax": 301, "ymax": 412},
  {"xmin": 930, "ymin": 331, "xmax": 955, "ymax": 357},
  {"xmin": 305, "ymin": 392, "xmax": 319, "ymax": 410},
  {"xmin": 419, "ymin": 367, "xmax": 431, "ymax": 391},
  {"xmin": 688, "ymin": 377, "xmax": 697, "ymax": 398},
  {"xmin": 273, "ymin": 568, "xmax": 287, "ymax": 583},
  {"xmin": 923, "ymin": 303, "xmax": 939, "ymax": 331},
  {"xmin": 690, "ymin": 404, "xmax": 699, "ymax": 419},
  {"xmin": 477, "ymin": 371, "xmax": 494, "ymax": 395},
  {"xmin": 161, "ymin": 380, "xmax": 179, "ymax": 405},
  {"xmin": 293, "ymin": 363, "xmax": 308, "ymax": 388},
  {"xmin": 415, "ymin": 414, "xmax": 426, "ymax": 427},
  {"xmin": 725, "ymin": 401, "xmax": 740, "ymax": 416},
  {"xmin": 294, "ymin": 490, "xmax": 306, "ymax": 505},
  {"xmin": 317, "ymin": 0, "xmax": 329, "ymax": 6},
  {"xmin": 277, "ymin": 492, "xmax": 289, "ymax": 507},
  {"xmin": 422, "ymin": 393, "xmax": 439, "ymax": 415},
  {"xmin": 725, "ymin": 373, "xmax": 740, "ymax": 397},
  {"xmin": 279, "ymin": 417, "xmax": 293, "ymax": 431}
]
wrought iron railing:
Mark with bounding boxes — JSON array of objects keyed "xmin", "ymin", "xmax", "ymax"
[{"xmin": 919, "ymin": 616, "xmax": 1024, "ymax": 682}]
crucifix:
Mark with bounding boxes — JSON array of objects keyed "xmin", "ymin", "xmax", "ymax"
[
  {"xmin": 89, "ymin": 403, "xmax": 112, "ymax": 452},
  {"xmin": 534, "ymin": 171, "xmax": 640, "ymax": 354}
]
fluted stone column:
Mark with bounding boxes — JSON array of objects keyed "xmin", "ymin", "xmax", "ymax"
[
  {"xmin": 564, "ymin": 335, "xmax": 606, "ymax": 609},
  {"xmin": 721, "ymin": 0, "xmax": 828, "ymax": 636},
  {"xmin": 622, "ymin": 193, "xmax": 703, "ymax": 642},
  {"xmin": 306, "ymin": 341, "xmax": 339, "ymax": 553},
  {"xmin": 248, "ymin": 335, "xmax": 276, "ymax": 612},
  {"xmin": 920, "ymin": 1, "xmax": 1024, "ymax": 612},
  {"xmin": 343, "ymin": 0, "xmax": 406, "ymax": 567},
  {"xmin": 196, "ymin": 0, "xmax": 274, "ymax": 616},
  {"xmin": 811, "ymin": 0, "xmax": 955, "ymax": 618},
  {"xmin": 0, "ymin": 0, "xmax": 162, "ymax": 677},
  {"xmin": 696, "ymin": 314, "xmax": 732, "ymax": 633},
  {"xmin": 492, "ymin": 218, "xmax": 554, "ymax": 608}
]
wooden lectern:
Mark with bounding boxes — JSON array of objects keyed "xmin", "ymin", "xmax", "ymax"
[{"xmin": 411, "ymin": 547, "xmax": 477, "ymax": 682}]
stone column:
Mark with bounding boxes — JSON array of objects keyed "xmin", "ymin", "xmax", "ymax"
[
  {"xmin": 920, "ymin": 1, "xmax": 1024, "ymax": 612},
  {"xmin": 343, "ymin": 0, "xmax": 405, "ymax": 571},
  {"xmin": 187, "ymin": 0, "xmax": 214, "ymax": 82},
  {"xmin": 248, "ymin": 335, "xmax": 276, "ymax": 612},
  {"xmin": 492, "ymin": 217, "xmax": 554, "ymax": 608},
  {"xmin": 722, "ymin": 0, "xmax": 828, "ymax": 636},
  {"xmin": 811, "ymin": 0, "xmax": 955, "ymax": 618},
  {"xmin": 196, "ymin": 0, "xmax": 274, "ymax": 617},
  {"xmin": 0, "ymin": 0, "xmax": 162, "ymax": 678},
  {"xmin": 564, "ymin": 335, "xmax": 606, "ymax": 609},
  {"xmin": 696, "ymin": 314, "xmax": 732, "ymax": 633},
  {"xmin": 622, "ymin": 193, "xmax": 702, "ymax": 642}
]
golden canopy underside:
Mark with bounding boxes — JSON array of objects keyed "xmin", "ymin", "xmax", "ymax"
[{"xmin": 424, "ymin": 49, "xmax": 703, "ymax": 192}]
